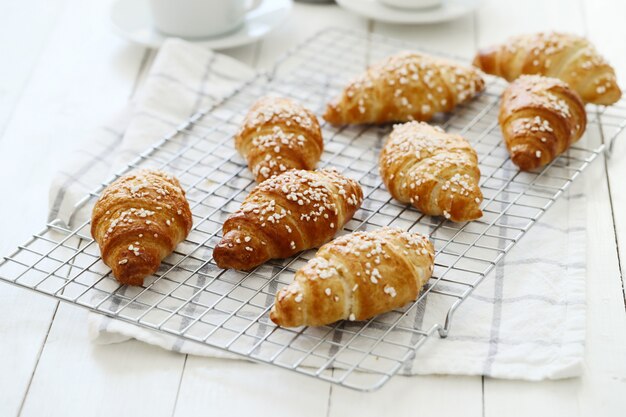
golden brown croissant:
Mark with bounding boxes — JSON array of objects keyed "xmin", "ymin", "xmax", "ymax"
[
  {"xmin": 379, "ymin": 121, "xmax": 483, "ymax": 222},
  {"xmin": 213, "ymin": 169, "xmax": 363, "ymax": 271},
  {"xmin": 235, "ymin": 97, "xmax": 323, "ymax": 182},
  {"xmin": 499, "ymin": 75, "xmax": 587, "ymax": 171},
  {"xmin": 473, "ymin": 32, "xmax": 621, "ymax": 105},
  {"xmin": 91, "ymin": 169, "xmax": 193, "ymax": 286},
  {"xmin": 323, "ymin": 51, "xmax": 485, "ymax": 125},
  {"xmin": 270, "ymin": 227, "xmax": 435, "ymax": 327}
]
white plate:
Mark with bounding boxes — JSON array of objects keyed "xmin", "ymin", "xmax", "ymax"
[
  {"xmin": 336, "ymin": 0, "xmax": 479, "ymax": 24},
  {"xmin": 110, "ymin": 0, "xmax": 292, "ymax": 49}
]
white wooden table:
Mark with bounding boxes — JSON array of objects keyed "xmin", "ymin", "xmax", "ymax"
[{"xmin": 1, "ymin": 0, "xmax": 625, "ymax": 416}]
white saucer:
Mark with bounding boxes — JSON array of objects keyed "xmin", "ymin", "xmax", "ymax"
[
  {"xmin": 336, "ymin": 0, "xmax": 479, "ymax": 24},
  {"xmin": 110, "ymin": 0, "xmax": 292, "ymax": 49}
]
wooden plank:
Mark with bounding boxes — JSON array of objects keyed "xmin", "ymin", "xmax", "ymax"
[
  {"xmin": 478, "ymin": 1, "xmax": 626, "ymax": 415},
  {"xmin": 484, "ymin": 378, "xmax": 580, "ymax": 417},
  {"xmin": 584, "ymin": 0, "xmax": 626, "ymax": 290},
  {"xmin": 0, "ymin": 1, "xmax": 146, "ymax": 251},
  {"xmin": 173, "ymin": 358, "xmax": 331, "ymax": 417},
  {"xmin": 0, "ymin": 287, "xmax": 58, "ymax": 417},
  {"xmin": 0, "ymin": 0, "xmax": 67, "ymax": 137},
  {"xmin": 330, "ymin": 375, "xmax": 482, "ymax": 417},
  {"xmin": 0, "ymin": 1, "xmax": 70, "ymax": 415},
  {"xmin": 581, "ymin": 2, "xmax": 626, "ymax": 417},
  {"xmin": 575, "ymin": 153, "xmax": 626, "ymax": 417},
  {"xmin": 20, "ymin": 305, "xmax": 184, "ymax": 417},
  {"xmin": 0, "ymin": 0, "xmax": 175, "ymax": 416}
]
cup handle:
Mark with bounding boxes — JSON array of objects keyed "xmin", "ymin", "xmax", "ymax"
[{"xmin": 246, "ymin": 0, "xmax": 263, "ymax": 13}]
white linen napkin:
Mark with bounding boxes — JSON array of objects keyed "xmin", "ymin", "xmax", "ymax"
[{"xmin": 49, "ymin": 38, "xmax": 586, "ymax": 380}]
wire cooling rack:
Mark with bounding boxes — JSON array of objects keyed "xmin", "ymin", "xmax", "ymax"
[{"xmin": 1, "ymin": 28, "xmax": 624, "ymax": 391}]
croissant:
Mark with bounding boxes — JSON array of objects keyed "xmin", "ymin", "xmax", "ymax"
[
  {"xmin": 473, "ymin": 32, "xmax": 621, "ymax": 105},
  {"xmin": 91, "ymin": 169, "xmax": 193, "ymax": 286},
  {"xmin": 499, "ymin": 75, "xmax": 587, "ymax": 171},
  {"xmin": 323, "ymin": 51, "xmax": 485, "ymax": 125},
  {"xmin": 379, "ymin": 121, "xmax": 483, "ymax": 222},
  {"xmin": 270, "ymin": 227, "xmax": 435, "ymax": 327},
  {"xmin": 235, "ymin": 97, "xmax": 323, "ymax": 182},
  {"xmin": 213, "ymin": 169, "xmax": 363, "ymax": 271}
]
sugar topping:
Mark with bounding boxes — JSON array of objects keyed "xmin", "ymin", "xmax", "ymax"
[
  {"xmin": 249, "ymin": 127, "xmax": 308, "ymax": 179},
  {"xmin": 384, "ymin": 285, "xmax": 397, "ymax": 298},
  {"xmin": 309, "ymin": 257, "xmax": 338, "ymax": 280},
  {"xmin": 237, "ymin": 97, "xmax": 322, "ymax": 180},
  {"xmin": 514, "ymin": 114, "xmax": 554, "ymax": 135},
  {"xmin": 240, "ymin": 97, "xmax": 317, "ymax": 133},
  {"xmin": 503, "ymin": 32, "xmax": 607, "ymax": 74},
  {"xmin": 381, "ymin": 122, "xmax": 480, "ymax": 209},
  {"xmin": 302, "ymin": 228, "xmax": 434, "ymax": 302},
  {"xmin": 222, "ymin": 169, "xmax": 362, "ymax": 253},
  {"xmin": 339, "ymin": 51, "xmax": 483, "ymax": 120},
  {"xmin": 98, "ymin": 169, "xmax": 187, "ymax": 252},
  {"xmin": 514, "ymin": 75, "xmax": 573, "ymax": 119},
  {"xmin": 247, "ymin": 169, "xmax": 359, "ymax": 228}
]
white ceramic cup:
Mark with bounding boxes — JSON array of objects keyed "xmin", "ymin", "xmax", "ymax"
[
  {"xmin": 378, "ymin": 0, "xmax": 442, "ymax": 9},
  {"xmin": 149, "ymin": 0, "xmax": 262, "ymax": 38}
]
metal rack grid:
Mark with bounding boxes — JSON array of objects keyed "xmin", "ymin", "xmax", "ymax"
[{"xmin": 0, "ymin": 28, "xmax": 624, "ymax": 391}]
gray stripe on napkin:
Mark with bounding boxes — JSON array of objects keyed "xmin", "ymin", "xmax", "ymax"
[
  {"xmin": 48, "ymin": 127, "xmax": 124, "ymax": 223},
  {"xmin": 192, "ymin": 54, "xmax": 218, "ymax": 114},
  {"xmin": 483, "ymin": 185, "xmax": 512, "ymax": 374},
  {"xmin": 470, "ymin": 293, "xmax": 584, "ymax": 306},
  {"xmin": 447, "ymin": 334, "xmax": 585, "ymax": 347}
]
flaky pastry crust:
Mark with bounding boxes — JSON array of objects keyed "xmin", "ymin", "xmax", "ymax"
[
  {"xmin": 213, "ymin": 169, "xmax": 363, "ymax": 271},
  {"xmin": 270, "ymin": 227, "xmax": 434, "ymax": 327},
  {"xmin": 474, "ymin": 32, "xmax": 621, "ymax": 105},
  {"xmin": 379, "ymin": 122, "xmax": 483, "ymax": 222},
  {"xmin": 324, "ymin": 51, "xmax": 485, "ymax": 125},
  {"xmin": 498, "ymin": 75, "xmax": 587, "ymax": 171},
  {"xmin": 235, "ymin": 97, "xmax": 323, "ymax": 182},
  {"xmin": 91, "ymin": 169, "xmax": 192, "ymax": 286}
]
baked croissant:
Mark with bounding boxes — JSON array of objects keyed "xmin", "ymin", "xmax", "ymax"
[
  {"xmin": 270, "ymin": 227, "xmax": 435, "ymax": 327},
  {"xmin": 235, "ymin": 97, "xmax": 323, "ymax": 182},
  {"xmin": 499, "ymin": 75, "xmax": 587, "ymax": 171},
  {"xmin": 323, "ymin": 51, "xmax": 485, "ymax": 125},
  {"xmin": 473, "ymin": 32, "xmax": 621, "ymax": 105},
  {"xmin": 91, "ymin": 169, "xmax": 193, "ymax": 286},
  {"xmin": 379, "ymin": 121, "xmax": 483, "ymax": 222},
  {"xmin": 213, "ymin": 169, "xmax": 363, "ymax": 271}
]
